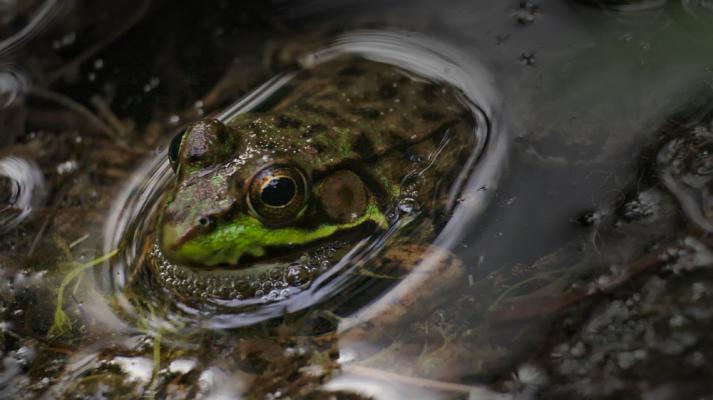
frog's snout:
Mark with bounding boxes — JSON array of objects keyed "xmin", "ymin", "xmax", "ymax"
[
  {"xmin": 158, "ymin": 185, "xmax": 239, "ymax": 265},
  {"xmin": 158, "ymin": 213, "xmax": 202, "ymax": 264}
]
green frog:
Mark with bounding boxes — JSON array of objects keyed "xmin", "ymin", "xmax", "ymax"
[{"xmin": 148, "ymin": 56, "xmax": 475, "ymax": 314}]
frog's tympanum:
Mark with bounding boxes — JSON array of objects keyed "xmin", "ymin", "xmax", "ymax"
[{"xmin": 150, "ymin": 56, "xmax": 475, "ymax": 305}]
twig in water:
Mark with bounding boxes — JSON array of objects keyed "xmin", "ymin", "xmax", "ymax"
[
  {"xmin": 47, "ymin": 1, "xmax": 152, "ymax": 84},
  {"xmin": 90, "ymin": 95, "xmax": 129, "ymax": 139},
  {"xmin": 29, "ymin": 87, "xmax": 130, "ymax": 149}
]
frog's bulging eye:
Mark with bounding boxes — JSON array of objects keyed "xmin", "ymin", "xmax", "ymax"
[
  {"xmin": 248, "ymin": 165, "xmax": 308, "ymax": 223},
  {"xmin": 168, "ymin": 130, "xmax": 185, "ymax": 171},
  {"xmin": 168, "ymin": 119, "xmax": 232, "ymax": 172},
  {"xmin": 261, "ymin": 177, "xmax": 297, "ymax": 207}
]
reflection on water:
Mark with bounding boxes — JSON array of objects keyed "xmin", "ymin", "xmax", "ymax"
[
  {"xmin": 658, "ymin": 121, "xmax": 713, "ymax": 233},
  {"xmin": 0, "ymin": 156, "xmax": 45, "ymax": 233},
  {"xmin": 0, "ymin": 66, "xmax": 27, "ymax": 107},
  {"xmin": 0, "ymin": 0, "xmax": 68, "ymax": 56},
  {"xmin": 682, "ymin": 0, "xmax": 713, "ymax": 14}
]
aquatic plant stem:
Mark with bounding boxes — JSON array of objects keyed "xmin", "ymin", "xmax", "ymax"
[
  {"xmin": 29, "ymin": 88, "xmax": 131, "ymax": 149},
  {"xmin": 49, "ymin": 249, "xmax": 119, "ymax": 337}
]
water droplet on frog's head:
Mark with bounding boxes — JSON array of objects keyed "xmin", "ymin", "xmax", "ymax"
[{"xmin": 0, "ymin": 157, "xmax": 46, "ymax": 234}]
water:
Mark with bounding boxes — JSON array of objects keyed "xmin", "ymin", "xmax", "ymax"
[{"xmin": 0, "ymin": 0, "xmax": 713, "ymax": 399}]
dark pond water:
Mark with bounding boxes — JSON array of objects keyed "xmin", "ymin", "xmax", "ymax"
[{"xmin": 1, "ymin": 0, "xmax": 713, "ymax": 398}]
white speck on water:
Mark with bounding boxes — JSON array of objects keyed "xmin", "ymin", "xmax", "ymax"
[
  {"xmin": 299, "ymin": 365, "xmax": 325, "ymax": 377},
  {"xmin": 56, "ymin": 159, "xmax": 78, "ymax": 175},
  {"xmin": 570, "ymin": 342, "xmax": 586, "ymax": 357},
  {"xmin": 168, "ymin": 359, "xmax": 196, "ymax": 374},
  {"xmin": 53, "ymin": 32, "xmax": 76, "ymax": 49},
  {"xmin": 514, "ymin": 363, "xmax": 546, "ymax": 386},
  {"xmin": 633, "ymin": 349, "xmax": 648, "ymax": 360},
  {"xmin": 691, "ymin": 282, "xmax": 707, "ymax": 301},
  {"xmin": 617, "ymin": 352, "xmax": 636, "ymax": 369},
  {"xmin": 688, "ymin": 351, "xmax": 705, "ymax": 367},
  {"xmin": 143, "ymin": 77, "xmax": 160, "ymax": 93},
  {"xmin": 669, "ymin": 314, "xmax": 686, "ymax": 327},
  {"xmin": 198, "ymin": 367, "xmax": 245, "ymax": 399}
]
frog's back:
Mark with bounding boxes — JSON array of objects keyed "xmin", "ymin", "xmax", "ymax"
[{"xmin": 226, "ymin": 57, "xmax": 476, "ymax": 180}]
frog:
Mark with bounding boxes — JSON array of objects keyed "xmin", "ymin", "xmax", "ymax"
[{"xmin": 147, "ymin": 56, "xmax": 476, "ymax": 323}]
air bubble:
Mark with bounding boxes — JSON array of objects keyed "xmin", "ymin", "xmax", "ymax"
[{"xmin": 286, "ymin": 264, "xmax": 308, "ymax": 286}]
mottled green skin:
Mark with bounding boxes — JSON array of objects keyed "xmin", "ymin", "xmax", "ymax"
[{"xmin": 154, "ymin": 56, "xmax": 475, "ymax": 301}]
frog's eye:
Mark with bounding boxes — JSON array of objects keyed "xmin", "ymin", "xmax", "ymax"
[
  {"xmin": 168, "ymin": 130, "xmax": 185, "ymax": 171},
  {"xmin": 168, "ymin": 119, "xmax": 232, "ymax": 172},
  {"xmin": 247, "ymin": 165, "xmax": 309, "ymax": 223}
]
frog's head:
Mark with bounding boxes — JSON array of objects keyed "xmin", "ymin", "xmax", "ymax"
[{"xmin": 158, "ymin": 118, "xmax": 387, "ymax": 268}]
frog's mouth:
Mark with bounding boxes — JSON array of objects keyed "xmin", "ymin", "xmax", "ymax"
[
  {"xmin": 150, "ymin": 223, "xmax": 382, "ymax": 302},
  {"xmin": 164, "ymin": 203, "xmax": 388, "ymax": 269},
  {"xmin": 222, "ymin": 222, "xmax": 379, "ymax": 268},
  {"xmin": 152, "ymin": 221, "xmax": 382, "ymax": 302}
]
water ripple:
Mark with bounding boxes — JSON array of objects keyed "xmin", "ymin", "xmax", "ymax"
[
  {"xmin": 0, "ymin": 156, "xmax": 46, "ymax": 233},
  {"xmin": 0, "ymin": 0, "xmax": 70, "ymax": 57},
  {"xmin": 0, "ymin": 66, "xmax": 29, "ymax": 108}
]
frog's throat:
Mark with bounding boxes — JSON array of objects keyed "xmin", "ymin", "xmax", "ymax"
[{"xmin": 175, "ymin": 203, "xmax": 388, "ymax": 267}]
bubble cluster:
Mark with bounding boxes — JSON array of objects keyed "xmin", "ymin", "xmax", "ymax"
[{"xmin": 149, "ymin": 242, "xmax": 320, "ymax": 303}]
